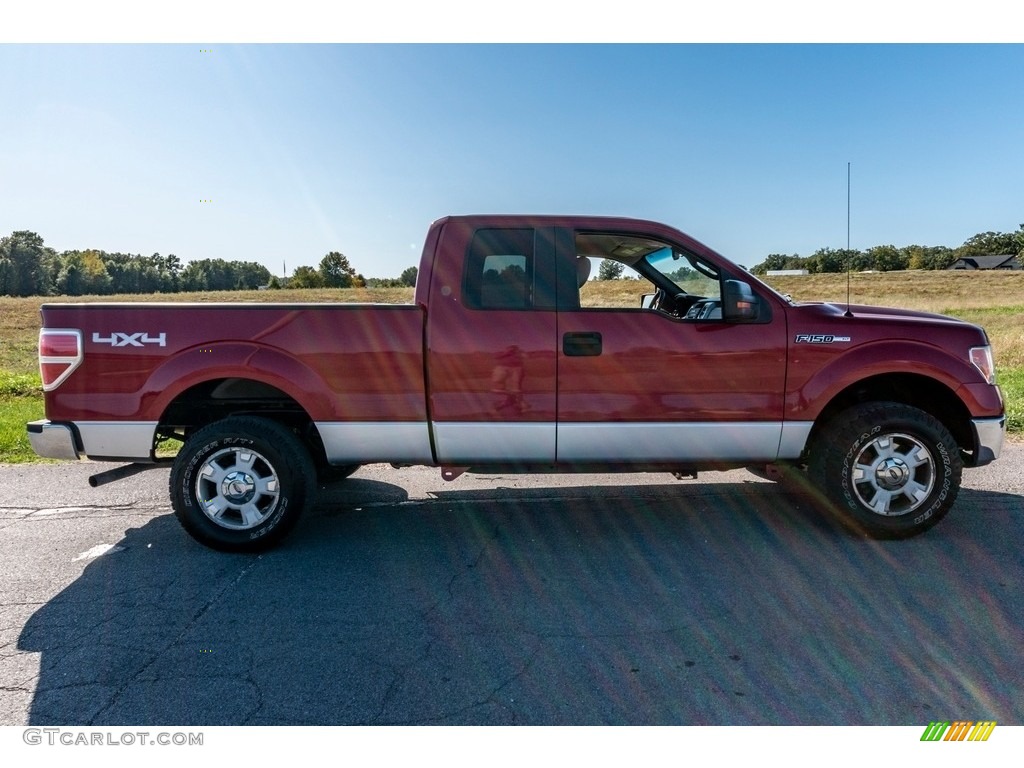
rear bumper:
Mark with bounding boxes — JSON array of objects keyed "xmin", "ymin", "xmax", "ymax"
[
  {"xmin": 971, "ymin": 415, "xmax": 1006, "ymax": 467},
  {"xmin": 26, "ymin": 420, "xmax": 81, "ymax": 461}
]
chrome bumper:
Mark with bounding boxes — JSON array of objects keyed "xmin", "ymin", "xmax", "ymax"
[
  {"xmin": 26, "ymin": 420, "xmax": 81, "ymax": 461},
  {"xmin": 971, "ymin": 416, "xmax": 1006, "ymax": 467}
]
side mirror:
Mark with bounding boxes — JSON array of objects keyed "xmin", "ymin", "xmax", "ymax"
[{"xmin": 722, "ymin": 280, "xmax": 759, "ymax": 321}]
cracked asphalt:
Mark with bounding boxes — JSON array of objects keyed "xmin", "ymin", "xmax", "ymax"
[{"xmin": 1, "ymin": 447, "xmax": 1022, "ymax": 725}]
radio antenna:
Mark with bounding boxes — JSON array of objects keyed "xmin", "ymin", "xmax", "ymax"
[{"xmin": 844, "ymin": 162, "xmax": 853, "ymax": 317}]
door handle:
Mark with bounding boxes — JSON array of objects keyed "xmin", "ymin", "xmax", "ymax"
[{"xmin": 563, "ymin": 331, "xmax": 602, "ymax": 357}]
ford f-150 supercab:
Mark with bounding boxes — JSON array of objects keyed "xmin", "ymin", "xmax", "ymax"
[{"xmin": 27, "ymin": 215, "xmax": 1006, "ymax": 551}]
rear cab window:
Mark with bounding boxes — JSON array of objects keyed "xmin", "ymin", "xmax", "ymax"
[{"xmin": 463, "ymin": 228, "xmax": 536, "ymax": 310}]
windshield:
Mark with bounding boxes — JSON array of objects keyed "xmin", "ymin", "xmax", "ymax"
[{"xmin": 646, "ymin": 246, "xmax": 721, "ymax": 300}]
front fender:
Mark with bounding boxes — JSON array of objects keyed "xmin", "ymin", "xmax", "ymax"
[{"xmin": 786, "ymin": 340, "xmax": 982, "ymax": 421}]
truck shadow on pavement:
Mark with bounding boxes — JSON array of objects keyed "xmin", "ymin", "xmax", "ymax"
[{"xmin": 18, "ymin": 479, "xmax": 1024, "ymax": 726}]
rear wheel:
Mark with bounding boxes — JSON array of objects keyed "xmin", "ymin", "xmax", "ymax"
[
  {"xmin": 809, "ymin": 402, "xmax": 962, "ymax": 538},
  {"xmin": 170, "ymin": 416, "xmax": 315, "ymax": 552}
]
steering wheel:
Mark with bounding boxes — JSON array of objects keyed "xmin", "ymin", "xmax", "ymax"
[
  {"xmin": 653, "ymin": 290, "xmax": 697, "ymax": 317},
  {"xmin": 684, "ymin": 299, "xmax": 722, "ymax": 320}
]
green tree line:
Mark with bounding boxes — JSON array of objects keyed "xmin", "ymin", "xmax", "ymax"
[
  {"xmin": 750, "ymin": 226, "xmax": 1024, "ymax": 275},
  {"xmin": 0, "ymin": 231, "xmax": 273, "ymax": 297},
  {"xmin": 0, "ymin": 230, "xmax": 424, "ymax": 297},
  {"xmin": 275, "ymin": 257, "xmax": 418, "ymax": 290}
]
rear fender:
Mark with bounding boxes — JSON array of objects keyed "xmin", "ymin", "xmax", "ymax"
[{"xmin": 142, "ymin": 342, "xmax": 333, "ymax": 422}]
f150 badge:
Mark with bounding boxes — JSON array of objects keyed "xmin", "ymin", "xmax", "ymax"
[
  {"xmin": 794, "ymin": 334, "xmax": 851, "ymax": 344},
  {"xmin": 92, "ymin": 332, "xmax": 167, "ymax": 347}
]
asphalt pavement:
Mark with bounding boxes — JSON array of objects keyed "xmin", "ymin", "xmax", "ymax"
[{"xmin": 1, "ymin": 446, "xmax": 1022, "ymax": 725}]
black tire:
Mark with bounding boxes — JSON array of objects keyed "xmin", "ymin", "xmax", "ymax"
[
  {"xmin": 170, "ymin": 416, "xmax": 315, "ymax": 552},
  {"xmin": 809, "ymin": 402, "xmax": 962, "ymax": 538}
]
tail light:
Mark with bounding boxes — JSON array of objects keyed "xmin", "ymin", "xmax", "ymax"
[{"xmin": 39, "ymin": 329, "xmax": 83, "ymax": 391}]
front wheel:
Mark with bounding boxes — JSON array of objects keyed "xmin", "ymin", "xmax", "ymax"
[
  {"xmin": 170, "ymin": 416, "xmax": 315, "ymax": 552},
  {"xmin": 809, "ymin": 402, "xmax": 962, "ymax": 538}
]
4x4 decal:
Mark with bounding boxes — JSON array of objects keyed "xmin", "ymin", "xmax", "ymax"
[{"xmin": 92, "ymin": 332, "xmax": 167, "ymax": 348}]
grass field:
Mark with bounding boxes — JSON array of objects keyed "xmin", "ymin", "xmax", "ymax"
[{"xmin": 1, "ymin": 270, "xmax": 1021, "ymax": 462}]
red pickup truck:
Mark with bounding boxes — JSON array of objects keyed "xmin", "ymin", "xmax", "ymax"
[{"xmin": 27, "ymin": 215, "xmax": 1006, "ymax": 551}]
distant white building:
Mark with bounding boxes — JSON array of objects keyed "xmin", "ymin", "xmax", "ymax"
[{"xmin": 766, "ymin": 269, "xmax": 809, "ymax": 276}]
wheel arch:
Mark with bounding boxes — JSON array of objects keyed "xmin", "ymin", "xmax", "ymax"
[
  {"xmin": 144, "ymin": 343, "xmax": 334, "ymax": 423},
  {"xmin": 158, "ymin": 375, "xmax": 336, "ymax": 471},
  {"xmin": 140, "ymin": 342, "xmax": 337, "ymax": 458},
  {"xmin": 807, "ymin": 372, "xmax": 975, "ymax": 461}
]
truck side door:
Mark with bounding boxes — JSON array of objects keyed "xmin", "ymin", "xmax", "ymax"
[
  {"xmin": 425, "ymin": 222, "xmax": 559, "ymax": 464},
  {"xmin": 555, "ymin": 228, "xmax": 788, "ymax": 463}
]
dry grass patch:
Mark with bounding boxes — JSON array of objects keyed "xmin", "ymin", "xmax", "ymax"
[
  {"xmin": 580, "ymin": 277, "xmax": 655, "ymax": 308},
  {"xmin": 763, "ymin": 270, "xmax": 1024, "ymax": 314},
  {"xmin": 760, "ymin": 271, "xmax": 1024, "ymax": 369}
]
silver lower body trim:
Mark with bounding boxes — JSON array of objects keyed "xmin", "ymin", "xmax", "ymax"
[
  {"xmin": 29, "ymin": 417, "xmax": 816, "ymax": 467},
  {"xmin": 971, "ymin": 416, "xmax": 1005, "ymax": 467},
  {"xmin": 557, "ymin": 422, "xmax": 787, "ymax": 463},
  {"xmin": 316, "ymin": 422, "xmax": 434, "ymax": 464},
  {"xmin": 434, "ymin": 421, "xmax": 806, "ymax": 465},
  {"xmin": 778, "ymin": 421, "xmax": 814, "ymax": 460},
  {"xmin": 433, "ymin": 422, "xmax": 555, "ymax": 464},
  {"xmin": 76, "ymin": 421, "xmax": 158, "ymax": 460}
]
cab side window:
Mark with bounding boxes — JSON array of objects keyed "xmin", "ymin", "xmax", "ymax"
[
  {"xmin": 463, "ymin": 228, "xmax": 535, "ymax": 310},
  {"xmin": 577, "ymin": 258, "xmax": 655, "ymax": 309}
]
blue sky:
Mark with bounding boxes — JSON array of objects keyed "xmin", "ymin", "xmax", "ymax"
[{"xmin": 2, "ymin": 43, "xmax": 1023, "ymax": 277}]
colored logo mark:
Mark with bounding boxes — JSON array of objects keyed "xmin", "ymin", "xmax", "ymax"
[{"xmin": 920, "ymin": 721, "xmax": 996, "ymax": 741}]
